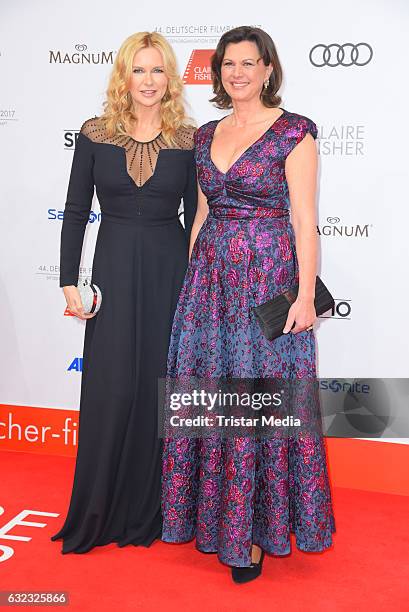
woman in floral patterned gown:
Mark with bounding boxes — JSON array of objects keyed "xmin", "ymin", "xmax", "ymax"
[{"xmin": 161, "ymin": 26, "xmax": 336, "ymax": 582}]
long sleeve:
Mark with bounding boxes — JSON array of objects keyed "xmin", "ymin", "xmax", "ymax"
[
  {"xmin": 59, "ymin": 132, "xmax": 95, "ymax": 287},
  {"xmin": 182, "ymin": 149, "xmax": 198, "ymax": 246}
]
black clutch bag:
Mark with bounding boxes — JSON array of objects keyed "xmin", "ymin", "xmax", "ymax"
[{"xmin": 252, "ymin": 276, "xmax": 334, "ymax": 341}]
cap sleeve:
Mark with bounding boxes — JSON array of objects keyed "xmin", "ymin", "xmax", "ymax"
[
  {"xmin": 193, "ymin": 120, "xmax": 216, "ymax": 166},
  {"xmin": 284, "ymin": 115, "xmax": 318, "ymax": 158}
]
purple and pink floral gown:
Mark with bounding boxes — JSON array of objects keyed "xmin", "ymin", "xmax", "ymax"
[{"xmin": 161, "ymin": 109, "xmax": 336, "ymax": 567}]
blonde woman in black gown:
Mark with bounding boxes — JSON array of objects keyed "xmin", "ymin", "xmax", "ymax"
[{"xmin": 51, "ymin": 31, "xmax": 197, "ymax": 553}]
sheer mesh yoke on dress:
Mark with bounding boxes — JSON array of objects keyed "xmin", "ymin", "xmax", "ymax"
[
  {"xmin": 80, "ymin": 118, "xmax": 195, "ymax": 188},
  {"xmin": 52, "ymin": 113, "xmax": 197, "ymax": 553}
]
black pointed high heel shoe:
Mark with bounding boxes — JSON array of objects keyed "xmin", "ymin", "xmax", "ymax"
[{"xmin": 231, "ymin": 548, "xmax": 265, "ymax": 584}]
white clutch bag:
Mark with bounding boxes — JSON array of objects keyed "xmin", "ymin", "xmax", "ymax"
[{"xmin": 77, "ymin": 278, "xmax": 102, "ymax": 314}]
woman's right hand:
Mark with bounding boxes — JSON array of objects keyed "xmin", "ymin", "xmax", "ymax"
[{"xmin": 63, "ymin": 285, "xmax": 96, "ymax": 320}]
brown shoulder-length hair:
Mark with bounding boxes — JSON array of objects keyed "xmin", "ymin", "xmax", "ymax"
[{"xmin": 210, "ymin": 26, "xmax": 283, "ymax": 109}]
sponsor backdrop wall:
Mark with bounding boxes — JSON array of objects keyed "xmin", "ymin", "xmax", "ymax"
[{"xmin": 1, "ymin": 1, "xmax": 408, "ymax": 461}]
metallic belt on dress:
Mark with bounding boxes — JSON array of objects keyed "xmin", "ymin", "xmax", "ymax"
[{"xmin": 207, "ymin": 206, "xmax": 290, "ymax": 220}]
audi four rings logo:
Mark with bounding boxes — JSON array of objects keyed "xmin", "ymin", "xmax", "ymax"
[{"xmin": 309, "ymin": 43, "xmax": 373, "ymax": 67}]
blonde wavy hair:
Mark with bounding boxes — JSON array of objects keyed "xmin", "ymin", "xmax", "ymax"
[{"xmin": 100, "ymin": 32, "xmax": 192, "ymax": 145}]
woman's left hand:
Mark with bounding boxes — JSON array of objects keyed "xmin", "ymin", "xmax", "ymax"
[{"xmin": 283, "ymin": 297, "xmax": 316, "ymax": 334}]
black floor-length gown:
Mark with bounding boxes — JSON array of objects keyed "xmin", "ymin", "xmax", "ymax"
[{"xmin": 51, "ymin": 118, "xmax": 197, "ymax": 553}]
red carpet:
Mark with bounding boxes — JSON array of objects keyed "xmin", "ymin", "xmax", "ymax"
[{"xmin": 1, "ymin": 450, "xmax": 408, "ymax": 611}]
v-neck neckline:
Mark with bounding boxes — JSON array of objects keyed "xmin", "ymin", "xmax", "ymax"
[{"xmin": 209, "ymin": 108, "xmax": 287, "ymax": 176}]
